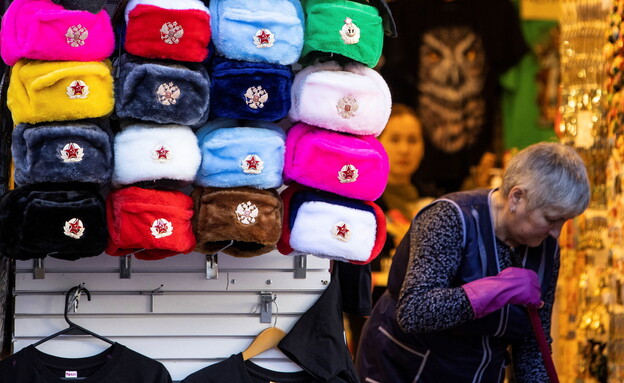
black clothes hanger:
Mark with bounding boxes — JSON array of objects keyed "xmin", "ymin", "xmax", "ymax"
[{"xmin": 33, "ymin": 284, "xmax": 115, "ymax": 347}]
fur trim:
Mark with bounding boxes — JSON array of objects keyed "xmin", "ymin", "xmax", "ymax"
[
  {"xmin": 195, "ymin": 119, "xmax": 285, "ymax": 189},
  {"xmin": 192, "ymin": 186, "xmax": 283, "ymax": 257},
  {"xmin": 283, "ymin": 122, "xmax": 388, "ymax": 200},
  {"xmin": 209, "ymin": 57, "xmax": 293, "ymax": 121},
  {"xmin": 209, "ymin": 0, "xmax": 304, "ymax": 65},
  {"xmin": 125, "ymin": 0, "xmax": 209, "ymax": 22},
  {"xmin": 277, "ymin": 183, "xmax": 386, "ymax": 264},
  {"xmin": 12, "ymin": 120, "xmax": 113, "ymax": 186},
  {"xmin": 0, "ymin": 183, "xmax": 107, "ymax": 260},
  {"xmin": 115, "ymin": 54, "xmax": 211, "ymax": 127},
  {"xmin": 0, "ymin": 0, "xmax": 114, "ymax": 66},
  {"xmin": 113, "ymin": 123, "xmax": 201, "ymax": 187},
  {"xmin": 300, "ymin": 0, "xmax": 384, "ymax": 68},
  {"xmin": 125, "ymin": 3, "xmax": 211, "ymax": 62},
  {"xmin": 7, "ymin": 59, "xmax": 114, "ymax": 125},
  {"xmin": 288, "ymin": 61, "xmax": 391, "ymax": 136},
  {"xmin": 106, "ymin": 187, "xmax": 196, "ymax": 260}
]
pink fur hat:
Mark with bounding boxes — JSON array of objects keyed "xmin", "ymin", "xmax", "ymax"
[
  {"xmin": 283, "ymin": 122, "xmax": 389, "ymax": 201},
  {"xmin": 0, "ymin": 0, "xmax": 114, "ymax": 66},
  {"xmin": 288, "ymin": 61, "xmax": 391, "ymax": 136}
]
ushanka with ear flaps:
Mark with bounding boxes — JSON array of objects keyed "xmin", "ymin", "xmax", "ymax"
[
  {"xmin": 106, "ymin": 187, "xmax": 196, "ymax": 260},
  {"xmin": 300, "ymin": 0, "xmax": 396, "ymax": 68},
  {"xmin": 12, "ymin": 119, "xmax": 113, "ymax": 186},
  {"xmin": 0, "ymin": 0, "xmax": 114, "ymax": 66},
  {"xmin": 113, "ymin": 122, "xmax": 201, "ymax": 188},
  {"xmin": 114, "ymin": 54, "xmax": 211, "ymax": 128},
  {"xmin": 7, "ymin": 59, "xmax": 114, "ymax": 125},
  {"xmin": 124, "ymin": 0, "xmax": 211, "ymax": 62},
  {"xmin": 288, "ymin": 61, "xmax": 391, "ymax": 136},
  {"xmin": 195, "ymin": 119, "xmax": 285, "ymax": 189},
  {"xmin": 283, "ymin": 122, "xmax": 388, "ymax": 201},
  {"xmin": 209, "ymin": 0, "xmax": 304, "ymax": 65},
  {"xmin": 192, "ymin": 187, "xmax": 283, "ymax": 258},
  {"xmin": 277, "ymin": 183, "xmax": 386, "ymax": 265},
  {"xmin": 209, "ymin": 57, "xmax": 293, "ymax": 121},
  {"xmin": 0, "ymin": 184, "xmax": 107, "ymax": 261}
]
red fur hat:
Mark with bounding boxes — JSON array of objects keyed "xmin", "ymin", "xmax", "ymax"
[{"xmin": 105, "ymin": 186, "xmax": 196, "ymax": 260}]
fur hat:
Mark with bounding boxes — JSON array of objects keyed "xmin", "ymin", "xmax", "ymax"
[
  {"xmin": 114, "ymin": 54, "xmax": 211, "ymax": 128},
  {"xmin": 284, "ymin": 122, "xmax": 388, "ymax": 201},
  {"xmin": 277, "ymin": 183, "xmax": 386, "ymax": 264},
  {"xmin": 106, "ymin": 186, "xmax": 196, "ymax": 260},
  {"xmin": 0, "ymin": 183, "xmax": 107, "ymax": 260},
  {"xmin": 192, "ymin": 186, "xmax": 283, "ymax": 258},
  {"xmin": 12, "ymin": 120, "xmax": 114, "ymax": 186},
  {"xmin": 0, "ymin": 0, "xmax": 114, "ymax": 66},
  {"xmin": 51, "ymin": 0, "xmax": 106, "ymax": 13},
  {"xmin": 209, "ymin": 0, "xmax": 304, "ymax": 65},
  {"xmin": 300, "ymin": 0, "xmax": 385, "ymax": 68},
  {"xmin": 195, "ymin": 119, "xmax": 285, "ymax": 189},
  {"xmin": 209, "ymin": 56, "xmax": 293, "ymax": 121},
  {"xmin": 7, "ymin": 59, "xmax": 114, "ymax": 125},
  {"xmin": 124, "ymin": 0, "xmax": 211, "ymax": 62},
  {"xmin": 288, "ymin": 61, "xmax": 391, "ymax": 136},
  {"xmin": 113, "ymin": 123, "xmax": 201, "ymax": 188}
]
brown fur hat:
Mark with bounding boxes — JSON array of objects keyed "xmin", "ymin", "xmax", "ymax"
[{"xmin": 192, "ymin": 186, "xmax": 283, "ymax": 257}]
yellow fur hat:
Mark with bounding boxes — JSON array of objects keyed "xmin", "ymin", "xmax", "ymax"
[{"xmin": 8, "ymin": 59, "xmax": 114, "ymax": 124}]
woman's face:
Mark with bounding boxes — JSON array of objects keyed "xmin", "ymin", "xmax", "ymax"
[
  {"xmin": 507, "ymin": 191, "xmax": 571, "ymax": 247},
  {"xmin": 380, "ymin": 113, "xmax": 425, "ymax": 179}
]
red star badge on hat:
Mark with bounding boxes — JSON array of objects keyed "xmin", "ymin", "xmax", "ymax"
[
  {"xmin": 155, "ymin": 146, "xmax": 170, "ymax": 160},
  {"xmin": 154, "ymin": 219, "xmax": 169, "ymax": 235},
  {"xmin": 64, "ymin": 143, "xmax": 80, "ymax": 159},
  {"xmin": 258, "ymin": 29, "xmax": 272, "ymax": 45},
  {"xmin": 335, "ymin": 223, "xmax": 350, "ymax": 238},
  {"xmin": 68, "ymin": 220, "xmax": 83, "ymax": 235},
  {"xmin": 246, "ymin": 155, "xmax": 260, "ymax": 170},
  {"xmin": 71, "ymin": 82, "xmax": 85, "ymax": 95},
  {"xmin": 341, "ymin": 167, "xmax": 355, "ymax": 180}
]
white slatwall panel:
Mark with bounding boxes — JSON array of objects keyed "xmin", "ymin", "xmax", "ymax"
[{"xmin": 13, "ymin": 251, "xmax": 331, "ymax": 381}]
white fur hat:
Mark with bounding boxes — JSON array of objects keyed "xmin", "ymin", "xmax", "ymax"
[
  {"xmin": 288, "ymin": 61, "xmax": 391, "ymax": 136},
  {"xmin": 113, "ymin": 123, "xmax": 201, "ymax": 187}
]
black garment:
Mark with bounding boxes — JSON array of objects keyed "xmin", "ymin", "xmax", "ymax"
[
  {"xmin": 0, "ymin": 343, "xmax": 172, "ymax": 383},
  {"xmin": 278, "ymin": 266, "xmax": 359, "ymax": 383},
  {"xmin": 383, "ymin": 0, "xmax": 528, "ymax": 194},
  {"xmin": 183, "ymin": 353, "xmax": 337, "ymax": 383},
  {"xmin": 337, "ymin": 262, "xmax": 372, "ymax": 317}
]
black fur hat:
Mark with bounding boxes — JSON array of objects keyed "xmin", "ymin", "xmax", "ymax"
[
  {"xmin": 0, "ymin": 183, "xmax": 107, "ymax": 261},
  {"xmin": 51, "ymin": 0, "xmax": 106, "ymax": 14}
]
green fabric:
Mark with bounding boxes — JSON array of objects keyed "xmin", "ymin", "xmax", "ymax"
[
  {"xmin": 301, "ymin": 0, "xmax": 384, "ymax": 67},
  {"xmin": 501, "ymin": 10, "xmax": 558, "ymax": 150}
]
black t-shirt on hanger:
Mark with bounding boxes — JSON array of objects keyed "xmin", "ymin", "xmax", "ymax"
[{"xmin": 0, "ymin": 343, "xmax": 172, "ymax": 382}]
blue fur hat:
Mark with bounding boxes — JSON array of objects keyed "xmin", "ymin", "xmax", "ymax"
[
  {"xmin": 115, "ymin": 54, "xmax": 211, "ymax": 128},
  {"xmin": 195, "ymin": 119, "xmax": 285, "ymax": 189},
  {"xmin": 12, "ymin": 119, "xmax": 113, "ymax": 186},
  {"xmin": 209, "ymin": 57, "xmax": 293, "ymax": 121},
  {"xmin": 209, "ymin": 0, "xmax": 304, "ymax": 65}
]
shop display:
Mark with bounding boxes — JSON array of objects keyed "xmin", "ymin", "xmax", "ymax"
[
  {"xmin": 209, "ymin": 0, "xmax": 305, "ymax": 65},
  {"xmin": 105, "ymin": 186, "xmax": 196, "ymax": 260},
  {"xmin": 12, "ymin": 119, "xmax": 114, "ymax": 186},
  {"xmin": 0, "ymin": 184, "xmax": 107, "ymax": 260},
  {"xmin": 191, "ymin": 186, "xmax": 283, "ymax": 258},
  {"xmin": 123, "ymin": 0, "xmax": 211, "ymax": 63},
  {"xmin": 195, "ymin": 120, "xmax": 286, "ymax": 190}
]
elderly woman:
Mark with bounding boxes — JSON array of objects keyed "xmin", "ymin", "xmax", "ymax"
[{"xmin": 355, "ymin": 142, "xmax": 590, "ymax": 383}]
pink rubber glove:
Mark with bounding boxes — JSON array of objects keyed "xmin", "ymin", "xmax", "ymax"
[{"xmin": 461, "ymin": 267, "xmax": 541, "ymax": 319}]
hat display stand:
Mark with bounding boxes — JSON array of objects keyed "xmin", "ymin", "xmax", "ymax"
[
  {"xmin": 0, "ymin": 0, "xmax": 117, "ymax": 261},
  {"xmin": 279, "ymin": 0, "xmax": 395, "ymax": 265},
  {"xmin": 103, "ymin": 0, "xmax": 213, "ymax": 261}
]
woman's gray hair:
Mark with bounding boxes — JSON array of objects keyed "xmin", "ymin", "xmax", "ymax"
[{"xmin": 500, "ymin": 142, "xmax": 590, "ymax": 216}]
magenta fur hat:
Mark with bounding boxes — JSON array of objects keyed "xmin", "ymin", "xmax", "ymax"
[
  {"xmin": 0, "ymin": 0, "xmax": 114, "ymax": 66},
  {"xmin": 288, "ymin": 61, "xmax": 391, "ymax": 136},
  {"xmin": 283, "ymin": 122, "xmax": 389, "ymax": 201}
]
